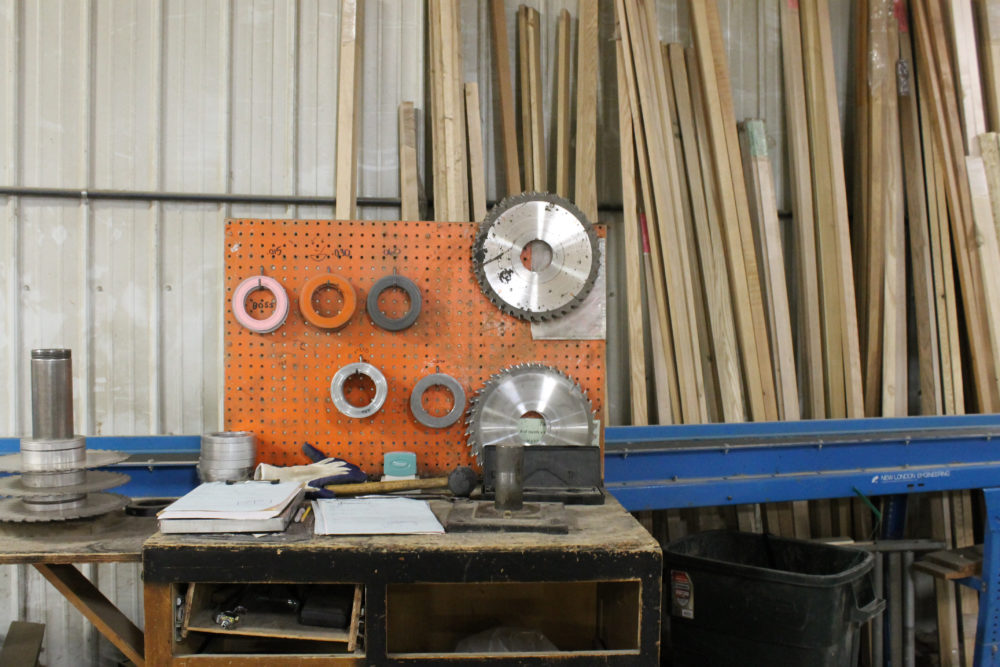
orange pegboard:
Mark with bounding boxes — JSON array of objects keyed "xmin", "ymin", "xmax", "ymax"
[{"xmin": 224, "ymin": 219, "xmax": 605, "ymax": 476}]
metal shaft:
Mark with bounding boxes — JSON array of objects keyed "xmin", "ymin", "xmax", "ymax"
[
  {"xmin": 30, "ymin": 349, "xmax": 73, "ymax": 440},
  {"xmin": 494, "ymin": 444, "xmax": 524, "ymax": 512}
]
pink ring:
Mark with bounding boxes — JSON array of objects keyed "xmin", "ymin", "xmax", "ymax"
[{"xmin": 232, "ymin": 275, "xmax": 289, "ymax": 333}]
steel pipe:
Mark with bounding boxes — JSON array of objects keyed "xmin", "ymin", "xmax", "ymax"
[
  {"xmin": 30, "ymin": 349, "xmax": 73, "ymax": 441},
  {"xmin": 494, "ymin": 444, "xmax": 524, "ymax": 512}
]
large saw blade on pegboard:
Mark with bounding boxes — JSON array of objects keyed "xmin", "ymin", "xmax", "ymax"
[{"xmin": 471, "ymin": 192, "xmax": 600, "ymax": 322}]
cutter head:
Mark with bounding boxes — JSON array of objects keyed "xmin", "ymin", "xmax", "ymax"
[{"xmin": 472, "ymin": 192, "xmax": 599, "ymax": 321}]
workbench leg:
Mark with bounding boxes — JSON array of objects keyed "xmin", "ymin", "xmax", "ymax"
[
  {"xmin": 142, "ymin": 582, "xmax": 174, "ymax": 667},
  {"xmin": 33, "ymin": 563, "xmax": 145, "ymax": 667},
  {"xmin": 974, "ymin": 488, "xmax": 1000, "ymax": 666}
]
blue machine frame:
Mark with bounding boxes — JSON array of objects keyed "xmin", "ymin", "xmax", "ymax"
[
  {"xmin": 5, "ymin": 416, "xmax": 1000, "ymax": 662},
  {"xmin": 605, "ymin": 414, "xmax": 1000, "ymax": 666}
]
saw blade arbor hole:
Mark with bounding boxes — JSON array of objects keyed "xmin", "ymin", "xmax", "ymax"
[
  {"xmin": 519, "ymin": 410, "xmax": 547, "ymax": 444},
  {"xmin": 520, "ymin": 240, "xmax": 554, "ymax": 272},
  {"xmin": 343, "ymin": 373, "xmax": 377, "ymax": 409}
]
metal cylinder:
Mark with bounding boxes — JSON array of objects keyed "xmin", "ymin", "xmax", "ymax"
[
  {"xmin": 30, "ymin": 349, "xmax": 74, "ymax": 440},
  {"xmin": 494, "ymin": 444, "xmax": 524, "ymax": 512},
  {"xmin": 19, "ymin": 436, "xmax": 86, "ymax": 471},
  {"xmin": 21, "ymin": 469, "xmax": 86, "ymax": 488},
  {"xmin": 199, "ymin": 432, "xmax": 256, "ymax": 482},
  {"xmin": 22, "ymin": 494, "xmax": 87, "ymax": 512}
]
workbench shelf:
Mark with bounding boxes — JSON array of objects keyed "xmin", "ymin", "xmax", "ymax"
[
  {"xmin": 142, "ymin": 499, "xmax": 661, "ymax": 665},
  {"xmin": 175, "ymin": 581, "xmax": 364, "ymax": 658}
]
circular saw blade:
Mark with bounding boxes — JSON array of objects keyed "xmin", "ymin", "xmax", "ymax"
[
  {"xmin": 0, "ymin": 450, "xmax": 129, "ymax": 473},
  {"xmin": 466, "ymin": 364, "xmax": 597, "ymax": 465},
  {"xmin": 472, "ymin": 192, "xmax": 599, "ymax": 321},
  {"xmin": 0, "ymin": 471, "xmax": 130, "ymax": 498},
  {"xmin": 0, "ymin": 492, "xmax": 128, "ymax": 522}
]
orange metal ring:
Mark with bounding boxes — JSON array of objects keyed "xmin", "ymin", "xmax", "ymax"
[{"xmin": 299, "ymin": 273, "xmax": 357, "ymax": 329}]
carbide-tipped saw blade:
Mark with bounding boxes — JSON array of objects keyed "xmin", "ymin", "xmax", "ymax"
[
  {"xmin": 472, "ymin": 192, "xmax": 599, "ymax": 321},
  {"xmin": 466, "ymin": 363, "xmax": 597, "ymax": 466}
]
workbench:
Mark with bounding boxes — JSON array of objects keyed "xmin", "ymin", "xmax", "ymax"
[
  {"xmin": 142, "ymin": 497, "xmax": 661, "ymax": 665},
  {"xmin": 0, "ymin": 510, "xmax": 157, "ymax": 666}
]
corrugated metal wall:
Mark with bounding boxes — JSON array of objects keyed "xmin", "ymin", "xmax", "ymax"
[{"xmin": 0, "ymin": 1, "xmax": 849, "ymax": 663}]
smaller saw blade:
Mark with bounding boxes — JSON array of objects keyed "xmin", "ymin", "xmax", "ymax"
[
  {"xmin": 466, "ymin": 364, "xmax": 597, "ymax": 465},
  {"xmin": 0, "ymin": 493, "xmax": 128, "ymax": 523},
  {"xmin": 472, "ymin": 192, "xmax": 599, "ymax": 321}
]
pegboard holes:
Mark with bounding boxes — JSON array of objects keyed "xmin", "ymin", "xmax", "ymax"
[
  {"xmin": 342, "ymin": 372, "xmax": 377, "ymax": 408},
  {"xmin": 420, "ymin": 384, "xmax": 456, "ymax": 418},
  {"xmin": 375, "ymin": 287, "xmax": 412, "ymax": 320}
]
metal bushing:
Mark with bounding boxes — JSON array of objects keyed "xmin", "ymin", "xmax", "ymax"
[
  {"xmin": 20, "ymin": 436, "xmax": 86, "ymax": 471},
  {"xmin": 366, "ymin": 274, "xmax": 422, "ymax": 331},
  {"xmin": 199, "ymin": 431, "xmax": 256, "ymax": 482},
  {"xmin": 197, "ymin": 468, "xmax": 253, "ymax": 482},
  {"xmin": 409, "ymin": 373, "xmax": 466, "ymax": 428},
  {"xmin": 22, "ymin": 495, "xmax": 87, "ymax": 512},
  {"xmin": 330, "ymin": 362, "xmax": 388, "ymax": 419},
  {"xmin": 21, "ymin": 469, "xmax": 86, "ymax": 488},
  {"xmin": 200, "ymin": 432, "xmax": 256, "ymax": 465},
  {"xmin": 299, "ymin": 273, "xmax": 357, "ymax": 329}
]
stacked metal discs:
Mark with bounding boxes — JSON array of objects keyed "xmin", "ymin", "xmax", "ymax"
[
  {"xmin": 0, "ymin": 350, "xmax": 129, "ymax": 522},
  {"xmin": 198, "ymin": 431, "xmax": 256, "ymax": 482}
]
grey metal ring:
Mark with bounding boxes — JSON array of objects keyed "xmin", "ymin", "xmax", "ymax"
[
  {"xmin": 366, "ymin": 275, "xmax": 422, "ymax": 331},
  {"xmin": 330, "ymin": 362, "xmax": 389, "ymax": 418},
  {"xmin": 409, "ymin": 373, "xmax": 466, "ymax": 428}
]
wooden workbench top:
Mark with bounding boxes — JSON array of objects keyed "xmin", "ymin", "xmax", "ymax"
[
  {"xmin": 142, "ymin": 497, "xmax": 661, "ymax": 583},
  {"xmin": 144, "ymin": 497, "xmax": 657, "ymax": 552},
  {"xmin": 0, "ymin": 510, "xmax": 156, "ymax": 564}
]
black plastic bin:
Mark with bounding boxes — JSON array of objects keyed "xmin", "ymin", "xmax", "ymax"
[{"xmin": 664, "ymin": 530, "xmax": 884, "ymax": 667}]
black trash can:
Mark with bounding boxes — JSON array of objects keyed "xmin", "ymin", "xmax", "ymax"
[{"xmin": 664, "ymin": 531, "xmax": 884, "ymax": 667}]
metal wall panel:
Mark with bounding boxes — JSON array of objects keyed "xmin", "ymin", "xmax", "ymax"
[{"xmin": 0, "ymin": 1, "xmax": 853, "ymax": 663}]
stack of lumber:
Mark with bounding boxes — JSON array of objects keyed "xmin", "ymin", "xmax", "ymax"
[
  {"xmin": 427, "ymin": 0, "xmax": 469, "ymax": 222},
  {"xmin": 615, "ymin": 0, "xmax": 867, "ymax": 434},
  {"xmin": 614, "ymin": 1, "xmax": 1000, "ymax": 662},
  {"xmin": 414, "ymin": 1, "xmax": 600, "ymax": 224},
  {"xmin": 508, "ymin": 2, "xmax": 599, "ymax": 220},
  {"xmin": 616, "ymin": 0, "xmax": 812, "ymax": 537}
]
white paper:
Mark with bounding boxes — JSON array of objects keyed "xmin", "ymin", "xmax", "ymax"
[
  {"xmin": 158, "ymin": 481, "xmax": 304, "ymax": 520},
  {"xmin": 312, "ymin": 497, "xmax": 444, "ymax": 535}
]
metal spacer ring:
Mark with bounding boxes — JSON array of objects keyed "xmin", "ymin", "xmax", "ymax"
[
  {"xmin": 409, "ymin": 373, "xmax": 466, "ymax": 428},
  {"xmin": 330, "ymin": 362, "xmax": 388, "ymax": 419},
  {"xmin": 366, "ymin": 274, "xmax": 422, "ymax": 331}
]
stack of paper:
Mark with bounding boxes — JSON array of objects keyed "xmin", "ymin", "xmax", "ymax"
[
  {"xmin": 158, "ymin": 481, "xmax": 305, "ymax": 533},
  {"xmin": 313, "ymin": 497, "xmax": 444, "ymax": 535}
]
